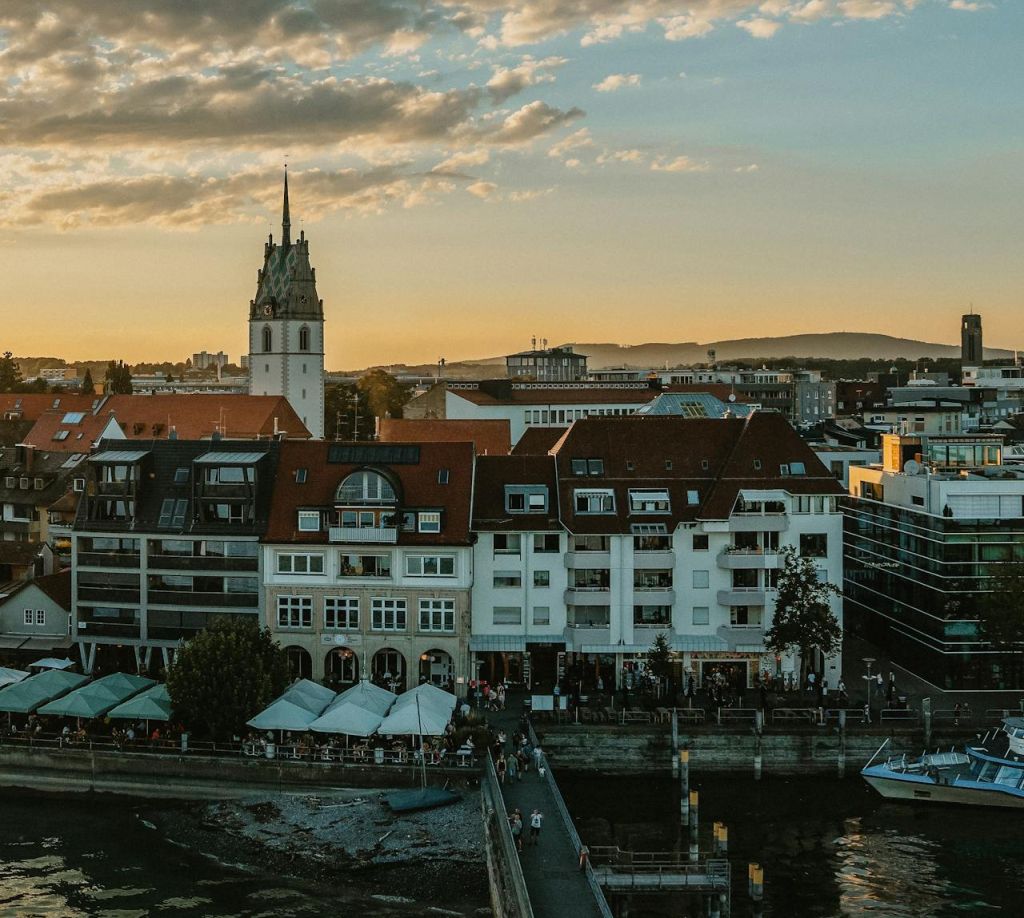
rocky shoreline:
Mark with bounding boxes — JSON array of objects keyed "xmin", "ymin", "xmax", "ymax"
[{"xmin": 148, "ymin": 786, "xmax": 491, "ymax": 913}]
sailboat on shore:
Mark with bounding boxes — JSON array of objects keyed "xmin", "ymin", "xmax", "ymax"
[{"xmin": 386, "ymin": 693, "xmax": 460, "ymax": 813}]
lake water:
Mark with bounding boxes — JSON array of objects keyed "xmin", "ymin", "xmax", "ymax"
[
  {"xmin": 560, "ymin": 773, "xmax": 1024, "ymax": 917},
  {"xmin": 0, "ymin": 793, "xmax": 470, "ymax": 918},
  {"xmin": 5, "ymin": 777, "xmax": 1023, "ymax": 917}
]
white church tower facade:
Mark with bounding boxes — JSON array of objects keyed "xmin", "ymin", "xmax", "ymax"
[{"xmin": 248, "ymin": 171, "xmax": 326, "ymax": 438}]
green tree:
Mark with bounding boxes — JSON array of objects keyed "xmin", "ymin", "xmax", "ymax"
[
  {"xmin": 765, "ymin": 546, "xmax": 842, "ymax": 682},
  {"xmin": 166, "ymin": 618, "xmax": 289, "ymax": 740},
  {"xmin": 357, "ymin": 368, "xmax": 411, "ymax": 423},
  {"xmin": 647, "ymin": 631, "xmax": 676, "ymax": 697},
  {"xmin": 105, "ymin": 360, "xmax": 133, "ymax": 394},
  {"xmin": 325, "ymin": 382, "xmax": 374, "ymax": 440},
  {"xmin": 976, "ymin": 563, "xmax": 1024, "ymax": 650},
  {"xmin": 79, "ymin": 368, "xmax": 95, "ymax": 394},
  {"xmin": 0, "ymin": 352, "xmax": 23, "ymax": 392}
]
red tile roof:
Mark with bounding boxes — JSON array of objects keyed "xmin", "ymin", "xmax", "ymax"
[
  {"xmin": 266, "ymin": 440, "xmax": 475, "ymax": 545},
  {"xmin": 23, "ymin": 394, "xmax": 311, "ymax": 451},
  {"xmin": 378, "ymin": 418, "xmax": 511, "ymax": 456},
  {"xmin": 0, "ymin": 394, "xmax": 95, "ymax": 422}
]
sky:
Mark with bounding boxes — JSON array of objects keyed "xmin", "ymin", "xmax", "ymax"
[{"xmin": 1, "ymin": 0, "xmax": 1021, "ymax": 369}]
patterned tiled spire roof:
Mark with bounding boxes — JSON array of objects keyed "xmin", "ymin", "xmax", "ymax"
[{"xmin": 250, "ymin": 172, "xmax": 322, "ymax": 321}]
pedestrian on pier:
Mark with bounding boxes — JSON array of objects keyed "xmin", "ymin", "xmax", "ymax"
[
  {"xmin": 497, "ymin": 753, "xmax": 507, "ymax": 784},
  {"xmin": 507, "ymin": 753, "xmax": 518, "ymax": 782},
  {"xmin": 510, "ymin": 810, "xmax": 524, "ymax": 852},
  {"xmin": 533, "ymin": 744, "xmax": 543, "ymax": 772},
  {"xmin": 529, "ymin": 809, "xmax": 544, "ymax": 846}
]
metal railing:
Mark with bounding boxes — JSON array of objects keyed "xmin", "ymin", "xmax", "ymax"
[
  {"xmin": 481, "ymin": 753, "xmax": 534, "ymax": 918},
  {"xmin": 527, "ymin": 722, "xmax": 614, "ymax": 918}
]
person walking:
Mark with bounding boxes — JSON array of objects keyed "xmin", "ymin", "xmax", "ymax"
[
  {"xmin": 529, "ymin": 808, "xmax": 544, "ymax": 847},
  {"xmin": 533, "ymin": 743, "xmax": 543, "ymax": 774},
  {"xmin": 496, "ymin": 753, "xmax": 507, "ymax": 784},
  {"xmin": 506, "ymin": 752, "xmax": 518, "ymax": 782},
  {"xmin": 510, "ymin": 810, "xmax": 524, "ymax": 852}
]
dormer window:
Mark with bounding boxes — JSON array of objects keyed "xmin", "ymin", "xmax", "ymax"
[
  {"xmin": 570, "ymin": 458, "xmax": 604, "ymax": 476},
  {"xmin": 574, "ymin": 488, "xmax": 615, "ymax": 514},
  {"xmin": 336, "ymin": 470, "xmax": 397, "ymax": 506},
  {"xmin": 505, "ymin": 485, "xmax": 548, "ymax": 514},
  {"xmin": 628, "ymin": 489, "xmax": 670, "ymax": 514},
  {"xmin": 205, "ymin": 466, "xmax": 254, "ymax": 485},
  {"xmin": 298, "ymin": 510, "xmax": 321, "ymax": 532}
]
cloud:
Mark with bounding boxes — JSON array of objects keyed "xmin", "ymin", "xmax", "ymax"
[
  {"xmin": 593, "ymin": 73, "xmax": 642, "ymax": 92},
  {"xmin": 651, "ymin": 155, "xmax": 711, "ymax": 172},
  {"xmin": 466, "ymin": 180, "xmax": 498, "ymax": 199},
  {"xmin": 597, "ymin": 149, "xmax": 646, "ymax": 164},
  {"xmin": 837, "ymin": 0, "xmax": 899, "ymax": 20},
  {"xmin": 486, "ymin": 56, "xmax": 567, "ymax": 103},
  {"xmin": 947, "ymin": 0, "xmax": 990, "ymax": 9},
  {"xmin": 734, "ymin": 163, "xmax": 760, "ymax": 172},
  {"xmin": 482, "ymin": 101, "xmax": 585, "ymax": 144},
  {"xmin": 548, "ymin": 128, "xmax": 594, "ymax": 158},
  {"xmin": 737, "ymin": 17, "xmax": 782, "ymax": 37},
  {"xmin": 432, "ymin": 148, "xmax": 491, "ymax": 174},
  {"xmin": 3, "ymin": 165, "xmax": 435, "ymax": 229}
]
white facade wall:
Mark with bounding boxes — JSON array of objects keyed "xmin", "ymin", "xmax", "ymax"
[
  {"xmin": 248, "ymin": 318, "xmax": 325, "ymax": 438},
  {"xmin": 445, "ymin": 392, "xmax": 650, "ymax": 445}
]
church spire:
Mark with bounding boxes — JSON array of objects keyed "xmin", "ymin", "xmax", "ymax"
[{"xmin": 281, "ymin": 166, "xmax": 291, "ymax": 248}]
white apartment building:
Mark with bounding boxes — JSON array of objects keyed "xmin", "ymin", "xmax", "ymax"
[
  {"xmin": 470, "ymin": 414, "xmax": 845, "ymax": 692},
  {"xmin": 262, "ymin": 440, "xmax": 475, "ymax": 689}
]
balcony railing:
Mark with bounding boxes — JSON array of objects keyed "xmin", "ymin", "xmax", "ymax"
[
  {"xmin": 76, "ymin": 552, "xmax": 140, "ymax": 568},
  {"xmin": 147, "ymin": 591, "xmax": 258, "ymax": 608},
  {"xmin": 329, "ymin": 527, "xmax": 398, "ymax": 544},
  {"xmin": 717, "ymin": 548, "xmax": 782, "ymax": 570},
  {"xmin": 76, "ymin": 621, "xmax": 140, "ymax": 638},
  {"xmin": 77, "ymin": 586, "xmax": 141, "ymax": 604},
  {"xmin": 717, "ymin": 587, "xmax": 768, "ymax": 607},
  {"xmin": 147, "ymin": 554, "xmax": 259, "ymax": 572},
  {"xmin": 564, "ymin": 551, "xmax": 611, "ymax": 568},
  {"xmin": 564, "ymin": 589, "xmax": 612, "ymax": 606}
]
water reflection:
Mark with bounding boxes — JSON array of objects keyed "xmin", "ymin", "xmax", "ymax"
[{"xmin": 560, "ymin": 774, "xmax": 1024, "ymax": 917}]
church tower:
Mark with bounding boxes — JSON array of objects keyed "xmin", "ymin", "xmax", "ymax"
[{"xmin": 248, "ymin": 171, "xmax": 325, "ymax": 438}]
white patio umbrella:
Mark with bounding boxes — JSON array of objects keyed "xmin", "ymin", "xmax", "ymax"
[
  {"xmin": 246, "ymin": 698, "xmax": 318, "ymax": 732},
  {"xmin": 330, "ymin": 680, "xmax": 395, "ymax": 716},
  {"xmin": 0, "ymin": 667, "xmax": 28, "ymax": 689},
  {"xmin": 377, "ymin": 702, "xmax": 450, "ymax": 737},
  {"xmin": 393, "ymin": 683, "xmax": 458, "ymax": 712},
  {"xmin": 309, "ymin": 701, "xmax": 382, "ymax": 737}
]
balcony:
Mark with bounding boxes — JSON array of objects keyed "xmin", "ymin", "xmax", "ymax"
[
  {"xmin": 147, "ymin": 554, "xmax": 258, "ymax": 572},
  {"xmin": 633, "ymin": 550, "xmax": 676, "ymax": 568},
  {"xmin": 564, "ymin": 551, "xmax": 611, "ymax": 568},
  {"xmin": 76, "ymin": 621, "xmax": 140, "ymax": 639},
  {"xmin": 329, "ymin": 527, "xmax": 398, "ymax": 544},
  {"xmin": 564, "ymin": 588, "xmax": 612, "ymax": 606},
  {"xmin": 633, "ymin": 588, "xmax": 675, "ymax": 605},
  {"xmin": 95, "ymin": 481, "xmax": 134, "ymax": 496},
  {"xmin": 717, "ymin": 549, "xmax": 782, "ymax": 570},
  {"xmin": 77, "ymin": 586, "xmax": 141, "ymax": 604},
  {"xmin": 729, "ymin": 515, "xmax": 788, "ymax": 532},
  {"xmin": 717, "ymin": 588, "xmax": 767, "ymax": 607},
  {"xmin": 147, "ymin": 591, "xmax": 258, "ymax": 609},
  {"xmin": 76, "ymin": 552, "xmax": 140, "ymax": 569}
]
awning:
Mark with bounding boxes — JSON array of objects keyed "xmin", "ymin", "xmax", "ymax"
[
  {"xmin": 673, "ymin": 636, "xmax": 729, "ymax": 652},
  {"xmin": 90, "ymin": 450, "xmax": 150, "ymax": 463},
  {"xmin": 470, "ymin": 635, "xmax": 526, "ymax": 652},
  {"xmin": 29, "ymin": 657, "xmax": 75, "ymax": 670},
  {"xmin": 19, "ymin": 636, "xmax": 74, "ymax": 651},
  {"xmin": 194, "ymin": 451, "xmax": 266, "ymax": 464},
  {"xmin": 582, "ymin": 644, "xmax": 654, "ymax": 654},
  {"xmin": 0, "ymin": 637, "xmax": 27, "ymax": 650},
  {"xmin": 716, "ymin": 627, "xmax": 766, "ymax": 653},
  {"xmin": 738, "ymin": 489, "xmax": 789, "ymax": 502}
]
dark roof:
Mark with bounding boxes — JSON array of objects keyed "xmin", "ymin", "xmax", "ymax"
[
  {"xmin": 29, "ymin": 571, "xmax": 72, "ymax": 611},
  {"xmin": 378, "ymin": 419, "xmax": 511, "ymax": 456},
  {"xmin": 0, "ymin": 419, "xmax": 34, "ymax": 447},
  {"xmin": 472, "ymin": 455, "xmax": 561, "ymax": 532},
  {"xmin": 0, "ymin": 541, "xmax": 45, "ymax": 567},
  {"xmin": 265, "ymin": 440, "xmax": 475, "ymax": 545},
  {"xmin": 0, "ymin": 447, "xmax": 84, "ymax": 506},
  {"xmin": 551, "ymin": 413, "xmax": 843, "ymax": 533},
  {"xmin": 511, "ymin": 426, "xmax": 568, "ymax": 456},
  {"xmin": 74, "ymin": 439, "xmax": 280, "ymax": 536}
]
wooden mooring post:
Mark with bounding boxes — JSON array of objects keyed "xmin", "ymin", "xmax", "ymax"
[
  {"xmin": 679, "ymin": 749, "xmax": 690, "ymax": 823},
  {"xmin": 749, "ymin": 863, "xmax": 764, "ymax": 918},
  {"xmin": 688, "ymin": 790, "xmax": 699, "ymax": 863}
]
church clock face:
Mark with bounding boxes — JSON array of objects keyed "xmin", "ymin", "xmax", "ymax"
[{"xmin": 262, "ymin": 303, "xmax": 273, "ymax": 317}]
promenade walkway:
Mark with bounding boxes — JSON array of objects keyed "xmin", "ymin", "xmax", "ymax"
[{"xmin": 489, "ymin": 700, "xmax": 608, "ymax": 918}]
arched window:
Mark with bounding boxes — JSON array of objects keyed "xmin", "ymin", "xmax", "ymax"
[
  {"xmin": 336, "ymin": 470, "xmax": 397, "ymax": 505},
  {"xmin": 262, "ymin": 326, "xmax": 272, "ymax": 353},
  {"xmin": 299, "ymin": 325, "xmax": 310, "ymax": 352}
]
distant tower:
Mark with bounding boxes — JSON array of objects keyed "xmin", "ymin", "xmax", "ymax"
[
  {"xmin": 961, "ymin": 313, "xmax": 983, "ymax": 366},
  {"xmin": 247, "ymin": 170, "xmax": 325, "ymax": 438}
]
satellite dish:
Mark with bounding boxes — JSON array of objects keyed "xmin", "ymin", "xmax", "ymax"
[
  {"xmin": 728, "ymin": 394, "xmax": 736, "ymax": 402},
  {"xmin": 903, "ymin": 459, "xmax": 921, "ymax": 475}
]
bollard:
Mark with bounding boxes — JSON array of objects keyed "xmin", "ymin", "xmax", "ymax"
[
  {"xmin": 688, "ymin": 790, "xmax": 699, "ymax": 863},
  {"xmin": 672, "ymin": 750, "xmax": 679, "ymax": 777},
  {"xmin": 922, "ymin": 697, "xmax": 933, "ymax": 749},
  {"xmin": 679, "ymin": 749, "xmax": 690, "ymax": 823},
  {"xmin": 713, "ymin": 822, "xmax": 728, "ymax": 857},
  {"xmin": 749, "ymin": 863, "xmax": 764, "ymax": 915}
]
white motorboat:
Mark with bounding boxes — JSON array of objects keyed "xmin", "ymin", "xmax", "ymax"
[{"xmin": 861, "ymin": 716, "xmax": 1024, "ymax": 809}]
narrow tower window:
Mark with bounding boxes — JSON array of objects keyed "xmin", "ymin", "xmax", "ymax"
[
  {"xmin": 299, "ymin": 325, "xmax": 310, "ymax": 352},
  {"xmin": 262, "ymin": 326, "xmax": 272, "ymax": 353}
]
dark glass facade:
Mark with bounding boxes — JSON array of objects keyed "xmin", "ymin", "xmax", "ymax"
[{"xmin": 844, "ymin": 496, "xmax": 1024, "ymax": 690}]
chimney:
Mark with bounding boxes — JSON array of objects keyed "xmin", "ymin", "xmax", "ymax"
[
  {"xmin": 273, "ymin": 416, "xmax": 279, "ymax": 436},
  {"xmin": 169, "ymin": 427, "xmax": 178, "ymax": 440}
]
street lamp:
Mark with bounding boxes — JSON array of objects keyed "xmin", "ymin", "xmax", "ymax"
[{"xmin": 862, "ymin": 657, "xmax": 875, "ymax": 701}]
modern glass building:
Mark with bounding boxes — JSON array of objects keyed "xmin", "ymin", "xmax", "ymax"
[{"xmin": 845, "ymin": 433, "xmax": 1024, "ymax": 690}]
